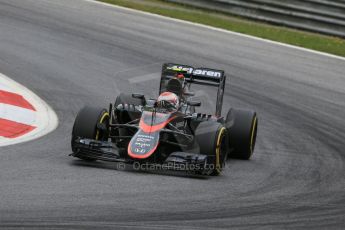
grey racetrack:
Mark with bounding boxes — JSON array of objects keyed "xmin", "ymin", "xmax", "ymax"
[{"xmin": 0, "ymin": 0, "xmax": 345, "ymax": 229}]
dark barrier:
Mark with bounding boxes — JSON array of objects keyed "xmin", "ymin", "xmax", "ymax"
[{"xmin": 166, "ymin": 0, "xmax": 345, "ymax": 38}]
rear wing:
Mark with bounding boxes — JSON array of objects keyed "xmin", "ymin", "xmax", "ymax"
[
  {"xmin": 162, "ymin": 63, "xmax": 225, "ymax": 85},
  {"xmin": 160, "ymin": 63, "xmax": 227, "ymax": 116}
]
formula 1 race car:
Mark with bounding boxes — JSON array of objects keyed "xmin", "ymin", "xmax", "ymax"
[{"xmin": 70, "ymin": 63, "xmax": 258, "ymax": 175}]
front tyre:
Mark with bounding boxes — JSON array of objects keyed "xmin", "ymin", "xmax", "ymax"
[
  {"xmin": 225, "ymin": 108, "xmax": 258, "ymax": 160},
  {"xmin": 71, "ymin": 106, "xmax": 109, "ymax": 161},
  {"xmin": 195, "ymin": 121, "xmax": 229, "ymax": 176}
]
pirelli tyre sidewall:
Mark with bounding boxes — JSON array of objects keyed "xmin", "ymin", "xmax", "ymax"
[
  {"xmin": 195, "ymin": 121, "xmax": 229, "ymax": 176},
  {"xmin": 226, "ymin": 108, "xmax": 258, "ymax": 160},
  {"xmin": 71, "ymin": 106, "xmax": 109, "ymax": 160}
]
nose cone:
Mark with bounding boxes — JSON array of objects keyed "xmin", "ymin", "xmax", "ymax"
[
  {"xmin": 127, "ymin": 111, "xmax": 176, "ymax": 159},
  {"xmin": 128, "ymin": 129, "xmax": 160, "ymax": 159}
]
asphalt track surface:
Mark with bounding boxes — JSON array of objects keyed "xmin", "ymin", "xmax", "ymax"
[{"xmin": 0, "ymin": 0, "xmax": 345, "ymax": 229}]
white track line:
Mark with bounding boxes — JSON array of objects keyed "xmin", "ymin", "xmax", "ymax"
[
  {"xmin": 0, "ymin": 73, "xmax": 58, "ymax": 147},
  {"xmin": 84, "ymin": 0, "xmax": 345, "ymax": 62}
]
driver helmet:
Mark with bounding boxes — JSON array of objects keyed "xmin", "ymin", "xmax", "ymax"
[
  {"xmin": 175, "ymin": 73, "xmax": 186, "ymax": 87},
  {"xmin": 176, "ymin": 73, "xmax": 185, "ymax": 79},
  {"xmin": 157, "ymin": 92, "xmax": 179, "ymax": 109}
]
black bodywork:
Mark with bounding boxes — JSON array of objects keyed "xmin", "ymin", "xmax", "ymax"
[{"xmin": 71, "ymin": 63, "xmax": 230, "ymax": 174}]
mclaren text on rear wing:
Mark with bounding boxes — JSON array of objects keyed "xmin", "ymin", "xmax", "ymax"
[{"xmin": 163, "ymin": 63, "xmax": 225, "ymax": 84}]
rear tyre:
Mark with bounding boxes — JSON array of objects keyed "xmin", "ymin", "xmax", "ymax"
[
  {"xmin": 225, "ymin": 108, "xmax": 258, "ymax": 160},
  {"xmin": 195, "ymin": 121, "xmax": 229, "ymax": 176},
  {"xmin": 71, "ymin": 106, "xmax": 109, "ymax": 161}
]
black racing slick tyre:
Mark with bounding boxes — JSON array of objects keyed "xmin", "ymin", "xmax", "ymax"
[
  {"xmin": 195, "ymin": 121, "xmax": 229, "ymax": 176},
  {"xmin": 225, "ymin": 108, "xmax": 258, "ymax": 160},
  {"xmin": 71, "ymin": 106, "xmax": 109, "ymax": 161}
]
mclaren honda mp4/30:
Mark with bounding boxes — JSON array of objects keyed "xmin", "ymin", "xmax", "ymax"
[{"xmin": 70, "ymin": 63, "xmax": 258, "ymax": 176}]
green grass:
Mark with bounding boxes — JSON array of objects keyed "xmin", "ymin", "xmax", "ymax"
[{"xmin": 100, "ymin": 0, "xmax": 345, "ymax": 57}]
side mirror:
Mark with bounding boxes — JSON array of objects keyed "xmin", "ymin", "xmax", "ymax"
[
  {"xmin": 132, "ymin": 94, "xmax": 146, "ymax": 105},
  {"xmin": 132, "ymin": 93, "xmax": 145, "ymax": 99},
  {"xmin": 187, "ymin": 101, "xmax": 201, "ymax": 107}
]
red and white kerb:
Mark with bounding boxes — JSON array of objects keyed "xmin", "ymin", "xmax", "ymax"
[{"xmin": 0, "ymin": 83, "xmax": 37, "ymax": 139}]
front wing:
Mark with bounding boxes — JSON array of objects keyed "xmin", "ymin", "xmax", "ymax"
[{"xmin": 71, "ymin": 138, "xmax": 210, "ymax": 172}]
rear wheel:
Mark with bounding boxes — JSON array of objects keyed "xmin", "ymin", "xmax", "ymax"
[
  {"xmin": 225, "ymin": 108, "xmax": 258, "ymax": 160},
  {"xmin": 71, "ymin": 106, "xmax": 109, "ymax": 161},
  {"xmin": 195, "ymin": 121, "xmax": 229, "ymax": 176}
]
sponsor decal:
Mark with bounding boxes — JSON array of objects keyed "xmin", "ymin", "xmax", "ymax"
[
  {"xmin": 134, "ymin": 148, "xmax": 146, "ymax": 154},
  {"xmin": 133, "ymin": 134, "xmax": 154, "ymax": 154},
  {"xmin": 128, "ymin": 130, "xmax": 160, "ymax": 158},
  {"xmin": 137, "ymin": 134, "xmax": 154, "ymax": 141},
  {"xmin": 166, "ymin": 65, "xmax": 193, "ymax": 74},
  {"xmin": 193, "ymin": 69, "xmax": 222, "ymax": 78},
  {"xmin": 166, "ymin": 65, "xmax": 222, "ymax": 79}
]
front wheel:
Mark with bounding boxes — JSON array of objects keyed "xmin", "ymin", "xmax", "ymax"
[
  {"xmin": 225, "ymin": 108, "xmax": 258, "ymax": 160},
  {"xmin": 71, "ymin": 106, "xmax": 109, "ymax": 161},
  {"xmin": 195, "ymin": 121, "xmax": 229, "ymax": 176}
]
